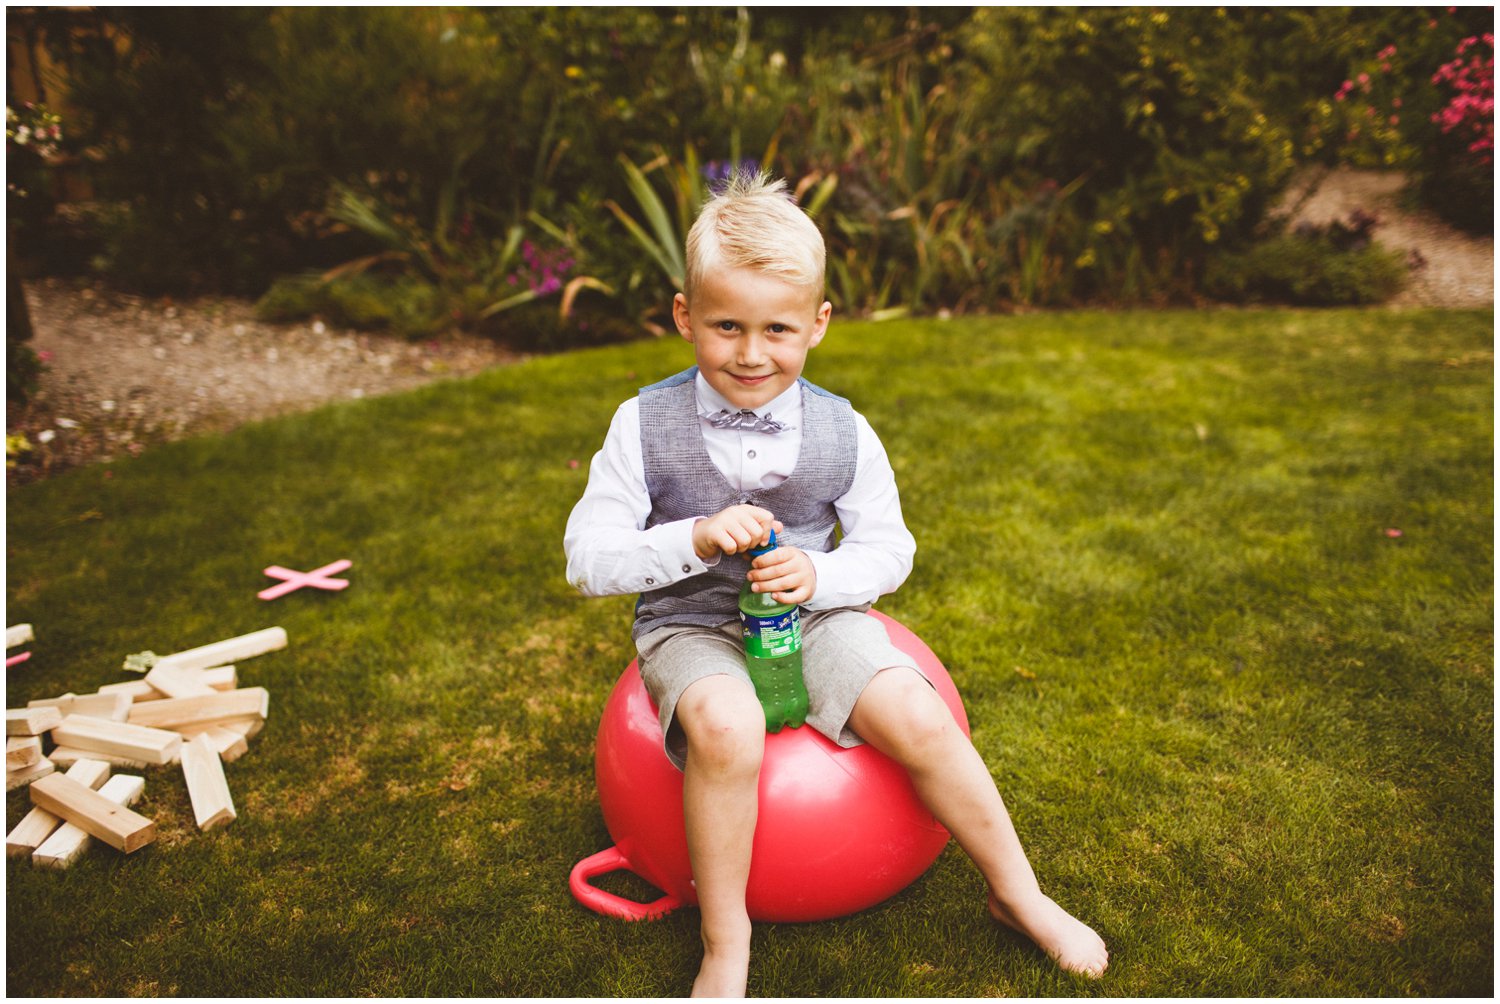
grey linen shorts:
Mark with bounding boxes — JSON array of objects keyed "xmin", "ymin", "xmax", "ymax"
[{"xmin": 635, "ymin": 606, "xmax": 928, "ymax": 771}]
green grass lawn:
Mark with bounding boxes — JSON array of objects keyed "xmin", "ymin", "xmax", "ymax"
[{"xmin": 6, "ymin": 307, "xmax": 1492, "ymax": 996}]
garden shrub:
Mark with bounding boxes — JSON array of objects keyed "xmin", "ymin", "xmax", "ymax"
[
  {"xmin": 22, "ymin": 7, "xmax": 1482, "ymax": 327},
  {"xmin": 1309, "ymin": 9, "xmax": 1493, "ymax": 234},
  {"xmin": 954, "ymin": 8, "xmax": 1306, "ymax": 304},
  {"xmin": 1203, "ymin": 215, "xmax": 1408, "ymax": 306},
  {"xmin": 6, "ymin": 285, "xmax": 44, "ymax": 406},
  {"xmin": 254, "ymin": 273, "xmax": 443, "ymax": 338}
]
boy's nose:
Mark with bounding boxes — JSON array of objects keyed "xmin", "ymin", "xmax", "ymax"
[{"xmin": 737, "ymin": 334, "xmax": 768, "ymax": 365}]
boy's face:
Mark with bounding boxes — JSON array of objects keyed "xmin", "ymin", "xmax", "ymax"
[{"xmin": 673, "ymin": 266, "xmax": 832, "ymax": 412}]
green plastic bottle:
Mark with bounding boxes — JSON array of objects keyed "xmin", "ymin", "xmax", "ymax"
[{"xmin": 738, "ymin": 530, "xmax": 809, "ymax": 732}]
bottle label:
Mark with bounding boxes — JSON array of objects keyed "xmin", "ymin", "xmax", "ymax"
[{"xmin": 741, "ymin": 609, "xmax": 802, "ymax": 660}]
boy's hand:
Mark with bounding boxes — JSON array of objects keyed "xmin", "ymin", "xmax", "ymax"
[
  {"xmin": 692, "ymin": 505, "xmax": 780, "ymax": 561},
  {"xmin": 747, "ymin": 546, "xmax": 817, "ymax": 605}
]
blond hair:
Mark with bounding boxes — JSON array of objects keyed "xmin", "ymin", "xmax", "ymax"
[{"xmin": 684, "ymin": 170, "xmax": 825, "ymax": 300}]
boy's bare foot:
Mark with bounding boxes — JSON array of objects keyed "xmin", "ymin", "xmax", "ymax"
[
  {"xmin": 691, "ymin": 946, "xmax": 750, "ymax": 998},
  {"xmin": 988, "ymin": 888, "xmax": 1109, "ymax": 978}
]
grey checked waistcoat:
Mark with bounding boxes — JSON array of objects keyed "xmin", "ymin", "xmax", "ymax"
[{"xmin": 632, "ymin": 366, "xmax": 858, "ymax": 640}]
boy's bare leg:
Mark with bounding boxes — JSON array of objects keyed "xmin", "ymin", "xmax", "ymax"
[
  {"xmin": 847, "ymin": 667, "xmax": 1109, "ymax": 978},
  {"xmin": 677, "ymin": 675, "xmax": 766, "ymax": 997}
]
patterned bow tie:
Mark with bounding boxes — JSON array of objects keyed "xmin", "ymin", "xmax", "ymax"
[{"xmin": 707, "ymin": 408, "xmax": 792, "ymax": 434}]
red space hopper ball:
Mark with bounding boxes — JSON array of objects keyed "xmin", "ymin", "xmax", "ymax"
[{"xmin": 570, "ymin": 609, "xmax": 969, "ymax": 923}]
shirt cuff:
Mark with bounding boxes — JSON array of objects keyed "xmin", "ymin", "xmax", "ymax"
[
  {"xmin": 643, "ymin": 518, "xmax": 716, "ymax": 590},
  {"xmin": 801, "ymin": 549, "xmax": 848, "ymax": 610}
]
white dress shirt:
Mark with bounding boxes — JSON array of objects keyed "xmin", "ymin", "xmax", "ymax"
[{"xmin": 564, "ymin": 372, "xmax": 915, "ymax": 610}]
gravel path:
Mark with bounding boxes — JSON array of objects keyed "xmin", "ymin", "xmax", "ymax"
[
  {"xmin": 1277, "ymin": 167, "xmax": 1493, "ymax": 309},
  {"xmin": 6, "ymin": 168, "xmax": 1492, "ymax": 486}
]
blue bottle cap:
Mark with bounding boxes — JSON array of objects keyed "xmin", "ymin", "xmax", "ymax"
[{"xmin": 748, "ymin": 528, "xmax": 777, "ymax": 557}]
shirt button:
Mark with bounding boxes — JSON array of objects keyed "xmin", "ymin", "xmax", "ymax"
[
  {"xmin": 747, "ymin": 449, "xmax": 757, "ymax": 459},
  {"xmin": 644, "ymin": 577, "xmax": 655, "ymax": 586},
  {"xmin": 682, "ymin": 564, "xmax": 691, "ymax": 573}
]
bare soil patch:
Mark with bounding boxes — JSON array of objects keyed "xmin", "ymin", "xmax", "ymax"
[{"xmin": 6, "ymin": 280, "xmax": 526, "ymax": 485}]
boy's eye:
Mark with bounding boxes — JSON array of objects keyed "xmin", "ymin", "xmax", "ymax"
[
  {"xmin": 768, "ymin": 324, "xmax": 788, "ymax": 334},
  {"xmin": 716, "ymin": 321, "xmax": 737, "ymax": 332}
]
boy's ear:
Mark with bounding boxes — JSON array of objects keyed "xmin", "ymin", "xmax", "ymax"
[
  {"xmin": 672, "ymin": 292, "xmax": 694, "ymax": 343},
  {"xmin": 807, "ymin": 300, "xmax": 833, "ymax": 349}
]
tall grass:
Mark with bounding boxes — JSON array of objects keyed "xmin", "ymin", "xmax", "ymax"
[{"xmin": 5, "ymin": 308, "xmax": 1491, "ymax": 996}]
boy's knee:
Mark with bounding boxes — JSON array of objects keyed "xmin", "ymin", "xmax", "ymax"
[
  {"xmin": 677, "ymin": 676, "xmax": 765, "ymax": 775},
  {"xmin": 856, "ymin": 667, "xmax": 953, "ymax": 756}
]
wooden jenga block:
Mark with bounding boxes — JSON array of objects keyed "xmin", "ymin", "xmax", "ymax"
[
  {"xmin": 176, "ymin": 713, "xmax": 264, "ymax": 739},
  {"xmin": 97, "ymin": 665, "xmax": 237, "ymax": 702},
  {"xmin": 48, "ymin": 746, "xmax": 154, "ymax": 770},
  {"xmin": 126, "ymin": 687, "xmax": 268, "ymax": 731},
  {"xmin": 7, "ymin": 758, "xmax": 111, "ymax": 856},
  {"xmin": 7, "ymin": 706, "xmax": 63, "ymax": 736},
  {"xmin": 217, "ymin": 715, "xmax": 264, "ymax": 739},
  {"xmin": 180, "ymin": 725, "xmax": 249, "ymax": 762},
  {"xmin": 6, "ymin": 623, "xmax": 34, "ymax": 649},
  {"xmin": 152, "ymin": 627, "xmax": 286, "ymax": 674},
  {"xmin": 28, "ymin": 691, "xmax": 132, "ymax": 721},
  {"xmin": 29, "ymin": 771, "xmax": 155, "ymax": 854},
  {"xmin": 33, "ymin": 774, "xmax": 147, "ymax": 867},
  {"xmin": 7, "ymin": 757, "xmax": 54, "ymax": 790},
  {"xmin": 181, "ymin": 733, "xmax": 237, "ymax": 831},
  {"xmin": 51, "ymin": 714, "xmax": 182, "ymax": 765},
  {"xmin": 7, "ymin": 735, "xmax": 42, "ymax": 770},
  {"xmin": 144, "ymin": 661, "xmax": 218, "ymax": 699}
]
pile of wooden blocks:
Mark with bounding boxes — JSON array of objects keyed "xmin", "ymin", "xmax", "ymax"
[{"xmin": 5, "ymin": 626, "xmax": 285, "ymax": 868}]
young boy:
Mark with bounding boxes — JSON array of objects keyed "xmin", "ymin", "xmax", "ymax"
[{"xmin": 564, "ymin": 172, "xmax": 1107, "ymax": 996}]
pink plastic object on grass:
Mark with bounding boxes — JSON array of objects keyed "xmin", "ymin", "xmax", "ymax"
[
  {"xmin": 258, "ymin": 559, "xmax": 352, "ymax": 600},
  {"xmin": 570, "ymin": 609, "xmax": 969, "ymax": 923},
  {"xmin": 5, "ymin": 651, "xmax": 32, "ymax": 667}
]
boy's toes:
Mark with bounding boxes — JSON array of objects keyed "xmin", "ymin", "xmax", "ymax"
[{"xmin": 988, "ymin": 889, "xmax": 1109, "ymax": 979}]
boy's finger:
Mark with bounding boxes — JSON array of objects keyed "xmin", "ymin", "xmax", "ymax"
[
  {"xmin": 750, "ymin": 548, "xmax": 785, "ymax": 567},
  {"xmin": 754, "ymin": 569, "xmax": 806, "ymax": 592}
]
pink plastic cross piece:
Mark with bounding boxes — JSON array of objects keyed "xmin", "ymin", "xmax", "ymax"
[
  {"xmin": 5, "ymin": 651, "xmax": 32, "ymax": 668},
  {"xmin": 258, "ymin": 559, "xmax": 353, "ymax": 601}
]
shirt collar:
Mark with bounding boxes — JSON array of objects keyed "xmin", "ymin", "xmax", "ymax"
[{"xmin": 694, "ymin": 372, "xmax": 803, "ymax": 423}]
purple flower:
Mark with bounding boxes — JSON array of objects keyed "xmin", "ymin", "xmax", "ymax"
[{"xmin": 703, "ymin": 158, "xmax": 762, "ymax": 193}]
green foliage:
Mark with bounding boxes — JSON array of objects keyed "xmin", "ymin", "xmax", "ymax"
[
  {"xmin": 6, "ymin": 309, "xmax": 1493, "ymax": 995},
  {"xmin": 6, "ymin": 267, "xmax": 43, "ymax": 404},
  {"xmin": 54, "ymin": 9, "xmax": 286, "ymax": 293},
  {"xmin": 29, "ymin": 7, "xmax": 1487, "ymax": 319},
  {"xmin": 5, "ymin": 338, "xmax": 43, "ymax": 403},
  {"xmin": 1301, "ymin": 8, "xmax": 1494, "ymax": 233},
  {"xmin": 255, "ymin": 272, "xmax": 443, "ymax": 339},
  {"xmin": 605, "ymin": 150, "xmax": 704, "ymax": 298},
  {"xmin": 955, "ymin": 8, "xmax": 1305, "ymax": 302},
  {"xmin": 1204, "ymin": 233, "xmax": 1408, "ymax": 306}
]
